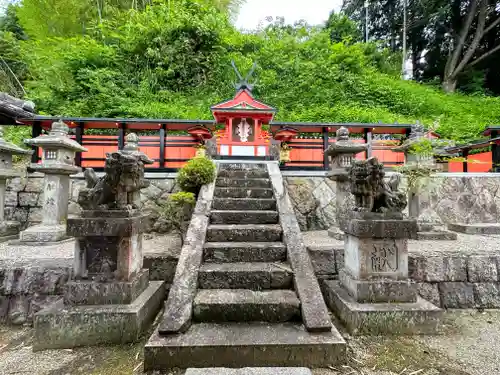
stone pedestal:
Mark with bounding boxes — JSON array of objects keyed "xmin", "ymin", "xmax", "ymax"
[
  {"xmin": 33, "ymin": 209, "xmax": 165, "ymax": 350},
  {"xmin": 327, "ymin": 173, "xmax": 352, "ymax": 240},
  {"xmin": 392, "ymin": 125, "xmax": 457, "ymax": 241},
  {"xmin": 324, "ymin": 212, "xmax": 443, "ymax": 335}
]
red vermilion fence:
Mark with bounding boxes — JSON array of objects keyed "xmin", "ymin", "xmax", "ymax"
[
  {"xmin": 21, "ymin": 116, "xmax": 498, "ymax": 173},
  {"xmin": 284, "ymin": 138, "xmax": 404, "ymax": 169},
  {"xmin": 448, "ymin": 151, "xmax": 492, "ymax": 173}
]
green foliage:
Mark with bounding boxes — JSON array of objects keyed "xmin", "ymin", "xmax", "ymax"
[
  {"xmin": 1, "ymin": 0, "xmax": 500, "ymax": 146},
  {"xmin": 176, "ymin": 156, "xmax": 216, "ymax": 193},
  {"xmin": 169, "ymin": 191, "xmax": 196, "ymax": 206},
  {"xmin": 325, "ymin": 12, "xmax": 361, "ymax": 44},
  {"xmin": 157, "ymin": 191, "xmax": 195, "ymax": 244}
]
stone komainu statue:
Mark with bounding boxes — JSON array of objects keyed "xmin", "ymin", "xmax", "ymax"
[
  {"xmin": 348, "ymin": 157, "xmax": 407, "ymax": 213},
  {"xmin": 78, "ymin": 151, "xmax": 151, "ymax": 210}
]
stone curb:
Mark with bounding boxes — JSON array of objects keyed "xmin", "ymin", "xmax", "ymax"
[{"xmin": 267, "ymin": 162, "xmax": 332, "ymax": 332}]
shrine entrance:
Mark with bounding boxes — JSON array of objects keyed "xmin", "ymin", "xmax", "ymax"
[{"xmin": 210, "ymin": 63, "xmax": 275, "ymax": 159}]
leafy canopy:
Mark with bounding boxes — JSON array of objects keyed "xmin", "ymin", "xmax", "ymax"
[{"xmin": 1, "ymin": 1, "xmax": 499, "ymax": 143}]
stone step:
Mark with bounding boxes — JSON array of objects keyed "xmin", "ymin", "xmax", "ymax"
[
  {"xmin": 206, "ymin": 224, "xmax": 282, "ymax": 242},
  {"xmin": 214, "ymin": 187, "xmax": 274, "ymax": 199},
  {"xmin": 198, "ymin": 262, "xmax": 293, "ymax": 290},
  {"xmin": 218, "ymin": 169, "xmax": 269, "ymax": 179},
  {"xmin": 185, "ymin": 368, "xmax": 313, "ymax": 375},
  {"xmin": 219, "ymin": 163, "xmax": 267, "ymax": 171},
  {"xmin": 216, "ymin": 178, "xmax": 271, "ymax": 188},
  {"xmin": 210, "ymin": 210, "xmax": 279, "ymax": 225},
  {"xmin": 212, "ymin": 198, "xmax": 276, "ymax": 211},
  {"xmin": 204, "ymin": 242, "xmax": 287, "ymax": 263},
  {"xmin": 193, "ymin": 289, "xmax": 301, "ymax": 323},
  {"xmin": 144, "ymin": 322, "xmax": 346, "ymax": 369}
]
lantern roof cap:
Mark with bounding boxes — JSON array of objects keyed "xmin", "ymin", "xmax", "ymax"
[{"xmin": 326, "ymin": 126, "xmax": 367, "ymax": 157}]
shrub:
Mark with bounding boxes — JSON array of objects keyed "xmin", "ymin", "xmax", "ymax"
[
  {"xmin": 155, "ymin": 191, "xmax": 196, "ymax": 245},
  {"xmin": 176, "ymin": 156, "xmax": 216, "ymax": 194}
]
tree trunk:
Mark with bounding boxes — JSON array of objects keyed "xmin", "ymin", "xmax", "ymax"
[{"xmin": 442, "ymin": 78, "xmax": 457, "ymax": 93}]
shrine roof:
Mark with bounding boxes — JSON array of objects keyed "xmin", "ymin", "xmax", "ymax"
[
  {"xmin": 445, "ymin": 137, "xmax": 500, "ymax": 153},
  {"xmin": 211, "ymin": 89, "xmax": 276, "ymax": 113},
  {"xmin": 17, "ymin": 116, "xmax": 215, "ymax": 130},
  {"xmin": 270, "ymin": 122, "xmax": 413, "ymax": 134},
  {"xmin": 15, "ymin": 116, "xmax": 415, "ymax": 135},
  {"xmin": 483, "ymin": 125, "xmax": 500, "ymax": 136}
]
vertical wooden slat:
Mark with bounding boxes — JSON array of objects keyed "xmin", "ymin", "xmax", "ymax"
[
  {"xmin": 363, "ymin": 127, "xmax": 373, "ymax": 159},
  {"xmin": 491, "ymin": 130, "xmax": 500, "ymax": 172},
  {"xmin": 118, "ymin": 122, "xmax": 126, "ymax": 150},
  {"xmin": 462, "ymin": 149, "xmax": 469, "ymax": 173},
  {"xmin": 31, "ymin": 120, "xmax": 42, "ymax": 164},
  {"xmin": 159, "ymin": 124, "xmax": 166, "ymax": 168},
  {"xmin": 75, "ymin": 121, "xmax": 84, "ymax": 167},
  {"xmin": 322, "ymin": 126, "xmax": 329, "ymax": 170}
]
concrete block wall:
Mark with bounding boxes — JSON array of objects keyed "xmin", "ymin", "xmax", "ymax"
[{"xmin": 308, "ymin": 246, "xmax": 500, "ymax": 309}]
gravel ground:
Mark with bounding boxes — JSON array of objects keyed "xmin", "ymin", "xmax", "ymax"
[
  {"xmin": 0, "ymin": 231, "xmax": 498, "ymax": 374},
  {"xmin": 303, "ymin": 230, "xmax": 500, "ymax": 256},
  {"xmin": 0, "ymin": 310, "xmax": 498, "ymax": 374},
  {"xmin": 0, "ymin": 233, "xmax": 181, "ymax": 265}
]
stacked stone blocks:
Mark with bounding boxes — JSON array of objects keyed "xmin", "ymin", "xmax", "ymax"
[{"xmin": 308, "ymin": 245, "xmax": 500, "ymax": 309}]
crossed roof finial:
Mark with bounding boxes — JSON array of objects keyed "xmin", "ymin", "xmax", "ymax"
[{"xmin": 231, "ymin": 60, "xmax": 257, "ymax": 92}]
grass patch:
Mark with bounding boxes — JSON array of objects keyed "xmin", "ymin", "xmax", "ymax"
[{"xmin": 358, "ymin": 336, "xmax": 471, "ymax": 375}]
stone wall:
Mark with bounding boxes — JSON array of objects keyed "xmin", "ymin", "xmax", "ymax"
[
  {"xmin": 0, "ymin": 259, "xmax": 72, "ymax": 325},
  {"xmin": 284, "ymin": 177, "xmax": 337, "ymax": 230},
  {"xmin": 308, "ymin": 245, "xmax": 500, "ymax": 309},
  {"xmin": 284, "ymin": 174, "xmax": 500, "ymax": 231},
  {"xmin": 412, "ymin": 174, "xmax": 500, "ymax": 224},
  {"xmin": 7, "ymin": 173, "xmax": 500, "ymax": 232},
  {"xmin": 5, "ymin": 174, "xmax": 178, "ymax": 231}
]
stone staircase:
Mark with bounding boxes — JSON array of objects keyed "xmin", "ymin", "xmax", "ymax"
[
  {"xmin": 195, "ymin": 165, "xmax": 298, "ymax": 324},
  {"xmin": 145, "ymin": 162, "xmax": 345, "ymax": 370}
]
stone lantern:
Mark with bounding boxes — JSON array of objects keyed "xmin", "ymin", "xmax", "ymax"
[
  {"xmin": 392, "ymin": 123, "xmax": 457, "ymax": 240},
  {"xmin": 325, "ymin": 126, "xmax": 367, "ymax": 240},
  {"xmin": 0, "ymin": 126, "xmax": 33, "ymax": 241},
  {"xmin": 19, "ymin": 120, "xmax": 87, "ymax": 243}
]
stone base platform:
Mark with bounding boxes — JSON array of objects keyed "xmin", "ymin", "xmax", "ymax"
[
  {"xmin": 9, "ymin": 236, "xmax": 74, "ymax": 247},
  {"xmin": 19, "ymin": 224, "xmax": 69, "ymax": 243},
  {"xmin": 416, "ymin": 230, "xmax": 457, "ymax": 241},
  {"xmin": 448, "ymin": 223, "xmax": 500, "ymax": 235},
  {"xmin": 186, "ymin": 368, "xmax": 312, "ymax": 375},
  {"xmin": 323, "ymin": 280, "xmax": 442, "ymax": 335},
  {"xmin": 33, "ymin": 281, "xmax": 165, "ymax": 350},
  {"xmin": 0, "ymin": 234, "xmax": 19, "ymax": 243},
  {"xmin": 144, "ymin": 322, "xmax": 346, "ymax": 371},
  {"xmin": 0, "ymin": 221, "xmax": 21, "ymax": 243},
  {"xmin": 327, "ymin": 226, "xmax": 344, "ymax": 241}
]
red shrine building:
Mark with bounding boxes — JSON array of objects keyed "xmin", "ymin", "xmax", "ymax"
[{"xmin": 211, "ymin": 86, "xmax": 276, "ymax": 158}]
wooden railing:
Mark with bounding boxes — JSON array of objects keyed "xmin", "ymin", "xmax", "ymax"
[{"xmin": 19, "ymin": 117, "xmax": 417, "ymax": 172}]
